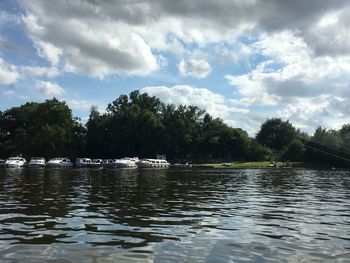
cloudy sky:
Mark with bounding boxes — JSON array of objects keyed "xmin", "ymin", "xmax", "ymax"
[{"xmin": 1, "ymin": 0, "xmax": 349, "ymax": 135}]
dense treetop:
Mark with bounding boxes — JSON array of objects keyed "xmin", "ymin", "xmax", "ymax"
[{"xmin": 0, "ymin": 90, "xmax": 349, "ymax": 165}]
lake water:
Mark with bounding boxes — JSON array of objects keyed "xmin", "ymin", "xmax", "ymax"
[{"xmin": 0, "ymin": 168, "xmax": 349, "ymax": 262}]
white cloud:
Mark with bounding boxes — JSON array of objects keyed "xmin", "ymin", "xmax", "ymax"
[
  {"xmin": 20, "ymin": 66, "xmax": 59, "ymax": 78},
  {"xmin": 304, "ymin": 7, "xmax": 350, "ymax": 57},
  {"xmin": 178, "ymin": 59, "xmax": 212, "ymax": 78},
  {"xmin": 278, "ymin": 96, "xmax": 350, "ymax": 133},
  {"xmin": 142, "ymin": 84, "xmax": 249, "ymax": 124},
  {"xmin": 226, "ymin": 30, "xmax": 350, "ymax": 133},
  {"xmin": 15, "ymin": 0, "xmax": 350, "ymax": 85},
  {"xmin": 214, "ymin": 43, "xmax": 253, "ymax": 65},
  {"xmin": 21, "ymin": 4, "xmax": 159, "ymax": 78},
  {"xmin": 36, "ymin": 80, "xmax": 65, "ymax": 96},
  {"xmin": 19, "ymin": 1, "xmax": 350, "ymax": 61},
  {"xmin": 143, "ymin": 85, "xmax": 221, "ymax": 113},
  {"xmin": 6, "ymin": 0, "xmax": 350, "ymax": 134},
  {"xmin": 2, "ymin": 89, "xmax": 29, "ymax": 100},
  {"xmin": 0, "ymin": 10, "xmax": 20, "ymax": 26},
  {"xmin": 68, "ymin": 99, "xmax": 91, "ymax": 111},
  {"xmin": 0, "ymin": 58, "xmax": 20, "ymax": 84}
]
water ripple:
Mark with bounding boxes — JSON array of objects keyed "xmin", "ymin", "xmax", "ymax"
[{"xmin": 0, "ymin": 168, "xmax": 350, "ymax": 262}]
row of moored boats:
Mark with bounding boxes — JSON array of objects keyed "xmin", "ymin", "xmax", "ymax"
[{"xmin": 0, "ymin": 157, "xmax": 172, "ymax": 169}]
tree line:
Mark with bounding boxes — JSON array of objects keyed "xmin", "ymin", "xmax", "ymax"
[{"xmin": 1, "ymin": 90, "xmax": 350, "ymax": 165}]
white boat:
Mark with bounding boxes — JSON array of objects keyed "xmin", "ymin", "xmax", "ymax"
[
  {"xmin": 90, "ymin": 159, "xmax": 103, "ymax": 168},
  {"xmin": 136, "ymin": 158, "xmax": 169, "ymax": 168},
  {"xmin": 123, "ymin": 157, "xmax": 139, "ymax": 163},
  {"xmin": 75, "ymin": 158, "xmax": 92, "ymax": 168},
  {"xmin": 5, "ymin": 157, "xmax": 27, "ymax": 168},
  {"xmin": 46, "ymin": 157, "xmax": 72, "ymax": 168},
  {"xmin": 29, "ymin": 157, "xmax": 46, "ymax": 168},
  {"xmin": 114, "ymin": 157, "xmax": 139, "ymax": 168},
  {"xmin": 102, "ymin": 159, "xmax": 118, "ymax": 169}
]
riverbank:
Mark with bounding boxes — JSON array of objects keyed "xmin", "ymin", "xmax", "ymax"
[{"xmin": 194, "ymin": 162, "xmax": 331, "ymax": 169}]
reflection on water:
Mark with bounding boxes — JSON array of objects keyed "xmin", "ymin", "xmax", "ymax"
[{"xmin": 0, "ymin": 168, "xmax": 350, "ymax": 262}]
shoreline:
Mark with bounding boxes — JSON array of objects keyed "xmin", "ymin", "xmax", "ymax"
[{"xmin": 193, "ymin": 162, "xmax": 336, "ymax": 169}]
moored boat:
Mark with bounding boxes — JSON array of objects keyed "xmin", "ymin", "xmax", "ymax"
[
  {"xmin": 90, "ymin": 159, "xmax": 103, "ymax": 168},
  {"xmin": 29, "ymin": 157, "xmax": 46, "ymax": 168},
  {"xmin": 5, "ymin": 157, "xmax": 27, "ymax": 168},
  {"xmin": 102, "ymin": 159, "xmax": 118, "ymax": 169},
  {"xmin": 136, "ymin": 158, "xmax": 169, "ymax": 168},
  {"xmin": 75, "ymin": 158, "xmax": 92, "ymax": 168},
  {"xmin": 114, "ymin": 157, "xmax": 138, "ymax": 168},
  {"xmin": 46, "ymin": 157, "xmax": 73, "ymax": 168}
]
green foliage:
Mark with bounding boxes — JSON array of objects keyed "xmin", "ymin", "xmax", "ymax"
[
  {"xmin": 8, "ymin": 90, "xmax": 350, "ymax": 165},
  {"xmin": 162, "ymin": 105, "xmax": 203, "ymax": 159},
  {"xmin": 256, "ymin": 118, "xmax": 296, "ymax": 150},
  {"xmin": 339, "ymin": 124, "xmax": 350, "ymax": 152},
  {"xmin": 296, "ymin": 129, "xmax": 310, "ymax": 143},
  {"xmin": 85, "ymin": 90, "xmax": 251, "ymax": 161},
  {"xmin": 0, "ymin": 111, "xmax": 14, "ymax": 158},
  {"xmin": 311, "ymin": 127, "xmax": 342, "ymax": 149},
  {"xmin": 0, "ymin": 98, "xmax": 84, "ymax": 159},
  {"xmin": 282, "ymin": 139, "xmax": 305, "ymax": 161},
  {"xmin": 0, "ymin": 91, "xmax": 303, "ymax": 163},
  {"xmin": 89, "ymin": 91, "xmax": 166, "ymax": 157},
  {"xmin": 247, "ymin": 139, "xmax": 273, "ymax": 161},
  {"xmin": 305, "ymin": 126, "xmax": 350, "ymax": 165}
]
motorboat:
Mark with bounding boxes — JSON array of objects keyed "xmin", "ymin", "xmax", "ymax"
[
  {"xmin": 29, "ymin": 157, "xmax": 46, "ymax": 168},
  {"xmin": 114, "ymin": 157, "xmax": 138, "ymax": 168},
  {"xmin": 90, "ymin": 159, "xmax": 103, "ymax": 168},
  {"xmin": 122, "ymin": 157, "xmax": 139, "ymax": 163},
  {"xmin": 5, "ymin": 157, "xmax": 27, "ymax": 168},
  {"xmin": 75, "ymin": 158, "xmax": 92, "ymax": 168},
  {"xmin": 136, "ymin": 158, "xmax": 169, "ymax": 168},
  {"xmin": 46, "ymin": 157, "xmax": 73, "ymax": 168},
  {"xmin": 102, "ymin": 159, "xmax": 118, "ymax": 169}
]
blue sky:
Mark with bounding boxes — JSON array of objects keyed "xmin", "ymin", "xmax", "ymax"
[{"xmin": 1, "ymin": 0, "xmax": 350, "ymax": 135}]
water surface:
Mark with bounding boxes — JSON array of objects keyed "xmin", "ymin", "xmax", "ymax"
[{"xmin": 0, "ymin": 168, "xmax": 349, "ymax": 262}]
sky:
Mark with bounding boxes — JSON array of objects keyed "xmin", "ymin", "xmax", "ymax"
[{"xmin": 0, "ymin": 0, "xmax": 350, "ymax": 136}]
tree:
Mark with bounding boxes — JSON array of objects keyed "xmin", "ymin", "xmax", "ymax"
[
  {"xmin": 339, "ymin": 124, "xmax": 350, "ymax": 153},
  {"xmin": 86, "ymin": 106, "xmax": 107, "ymax": 157},
  {"xmin": 87, "ymin": 91, "xmax": 253, "ymax": 161},
  {"xmin": 6, "ymin": 90, "xmax": 340, "ymax": 164},
  {"xmin": 0, "ymin": 111, "xmax": 14, "ymax": 158},
  {"xmin": 200, "ymin": 116, "xmax": 249, "ymax": 160},
  {"xmin": 256, "ymin": 118, "xmax": 296, "ymax": 151},
  {"xmin": 311, "ymin": 127, "xmax": 342, "ymax": 149},
  {"xmin": 282, "ymin": 139, "xmax": 305, "ymax": 161},
  {"xmin": 160, "ymin": 104, "xmax": 203, "ymax": 159},
  {"xmin": 88, "ymin": 91, "xmax": 167, "ymax": 158},
  {"xmin": 0, "ymin": 99, "xmax": 83, "ymax": 159},
  {"xmin": 247, "ymin": 139, "xmax": 273, "ymax": 161}
]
